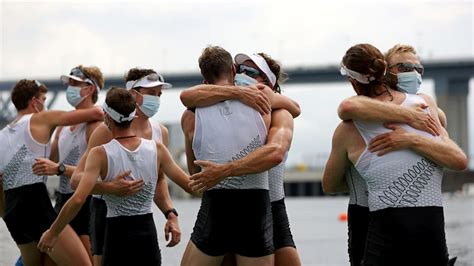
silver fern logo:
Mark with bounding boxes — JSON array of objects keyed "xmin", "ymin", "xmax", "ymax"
[
  {"xmin": 3, "ymin": 145, "xmax": 28, "ymax": 190},
  {"xmin": 59, "ymin": 145, "xmax": 81, "ymax": 193}
]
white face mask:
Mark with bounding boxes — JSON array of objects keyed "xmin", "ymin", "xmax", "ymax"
[
  {"xmin": 66, "ymin": 85, "xmax": 88, "ymax": 107},
  {"xmin": 395, "ymin": 71, "xmax": 422, "ymax": 94}
]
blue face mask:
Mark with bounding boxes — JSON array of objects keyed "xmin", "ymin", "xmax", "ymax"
[
  {"xmin": 396, "ymin": 71, "xmax": 422, "ymax": 94},
  {"xmin": 139, "ymin": 94, "xmax": 160, "ymax": 118},
  {"xmin": 66, "ymin": 86, "xmax": 86, "ymax": 107},
  {"xmin": 234, "ymin": 73, "xmax": 258, "ymax": 86}
]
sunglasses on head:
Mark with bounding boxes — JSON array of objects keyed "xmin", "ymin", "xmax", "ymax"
[
  {"xmin": 389, "ymin": 63, "xmax": 424, "ymax": 75},
  {"xmin": 34, "ymin": 80, "xmax": 43, "ymax": 88},
  {"xmin": 238, "ymin": 65, "xmax": 263, "ymax": 79},
  {"xmin": 145, "ymin": 73, "xmax": 165, "ymax": 82},
  {"xmin": 70, "ymin": 67, "xmax": 91, "ymax": 80}
]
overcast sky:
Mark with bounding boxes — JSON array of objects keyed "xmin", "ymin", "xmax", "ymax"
[
  {"xmin": 1, "ymin": 0, "xmax": 472, "ymax": 80},
  {"xmin": 1, "ymin": 0, "xmax": 473, "ymax": 166}
]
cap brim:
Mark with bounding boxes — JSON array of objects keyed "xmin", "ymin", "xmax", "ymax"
[
  {"xmin": 234, "ymin": 53, "xmax": 253, "ymax": 65},
  {"xmin": 140, "ymin": 81, "xmax": 172, "ymax": 89},
  {"xmin": 60, "ymin": 74, "xmax": 87, "ymax": 84}
]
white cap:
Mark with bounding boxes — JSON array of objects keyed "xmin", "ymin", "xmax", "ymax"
[
  {"xmin": 125, "ymin": 73, "xmax": 172, "ymax": 90},
  {"xmin": 234, "ymin": 53, "xmax": 277, "ymax": 88},
  {"xmin": 60, "ymin": 67, "xmax": 101, "ymax": 92}
]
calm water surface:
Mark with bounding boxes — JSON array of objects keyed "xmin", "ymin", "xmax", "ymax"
[{"xmin": 1, "ymin": 196, "xmax": 473, "ymax": 266}]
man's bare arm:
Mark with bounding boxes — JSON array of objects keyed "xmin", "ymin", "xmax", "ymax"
[
  {"xmin": 180, "ymin": 84, "xmax": 270, "ymax": 114},
  {"xmin": 189, "ymin": 109, "xmax": 293, "ymax": 191},
  {"xmin": 153, "ymin": 125, "xmax": 174, "ymax": 214},
  {"xmin": 338, "ymin": 95, "xmax": 439, "ymax": 135},
  {"xmin": 181, "ymin": 110, "xmax": 200, "ymax": 175},
  {"xmin": 322, "ymin": 122, "xmax": 351, "ymax": 193}
]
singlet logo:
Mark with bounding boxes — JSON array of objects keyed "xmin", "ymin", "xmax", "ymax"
[
  {"xmin": 2, "ymin": 145, "xmax": 28, "ymax": 189},
  {"xmin": 216, "ymin": 135, "xmax": 262, "ymax": 189},
  {"xmin": 59, "ymin": 145, "xmax": 81, "ymax": 192},
  {"xmin": 107, "ymin": 181, "xmax": 155, "ymax": 216},
  {"xmin": 378, "ymin": 158, "xmax": 440, "ymax": 207},
  {"xmin": 220, "ymin": 106, "xmax": 232, "ymax": 116}
]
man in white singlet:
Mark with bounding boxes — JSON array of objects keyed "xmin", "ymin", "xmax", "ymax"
[
  {"xmin": 31, "ymin": 65, "xmax": 104, "ymax": 261},
  {"xmin": 323, "ymin": 44, "xmax": 467, "ymax": 266},
  {"xmin": 182, "ymin": 52, "xmax": 302, "ymax": 266},
  {"xmin": 70, "ymin": 67, "xmax": 187, "ymax": 266},
  {"xmin": 38, "ymin": 88, "xmax": 191, "ymax": 266},
  {"xmin": 0, "ymin": 79, "xmax": 104, "ymax": 266},
  {"xmin": 180, "ymin": 46, "xmax": 278, "ymax": 266}
]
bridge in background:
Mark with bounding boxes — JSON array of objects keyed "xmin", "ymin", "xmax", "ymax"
[{"xmin": 1, "ymin": 58, "xmax": 473, "ymax": 154}]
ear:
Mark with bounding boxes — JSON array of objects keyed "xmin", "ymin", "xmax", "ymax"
[
  {"xmin": 231, "ymin": 64, "xmax": 237, "ymax": 76},
  {"xmin": 86, "ymin": 84, "xmax": 96, "ymax": 95},
  {"xmin": 203, "ymin": 80, "xmax": 209, "ymax": 84}
]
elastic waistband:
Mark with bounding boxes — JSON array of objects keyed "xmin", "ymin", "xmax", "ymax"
[
  {"xmin": 4, "ymin": 182, "xmax": 47, "ymax": 193},
  {"xmin": 106, "ymin": 212, "xmax": 154, "ymax": 224}
]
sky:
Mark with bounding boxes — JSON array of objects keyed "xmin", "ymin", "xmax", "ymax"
[
  {"xmin": 1, "ymin": 0, "xmax": 472, "ymax": 79},
  {"xmin": 1, "ymin": 0, "xmax": 473, "ymax": 167}
]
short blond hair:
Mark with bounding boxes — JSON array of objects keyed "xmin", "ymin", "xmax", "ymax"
[
  {"xmin": 77, "ymin": 65, "xmax": 104, "ymax": 103},
  {"xmin": 384, "ymin": 44, "xmax": 417, "ymax": 65}
]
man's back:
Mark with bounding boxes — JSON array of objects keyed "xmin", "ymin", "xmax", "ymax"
[{"xmin": 193, "ymin": 100, "xmax": 268, "ymax": 190}]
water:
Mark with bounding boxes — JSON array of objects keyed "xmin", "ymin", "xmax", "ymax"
[{"xmin": 1, "ymin": 196, "xmax": 473, "ymax": 266}]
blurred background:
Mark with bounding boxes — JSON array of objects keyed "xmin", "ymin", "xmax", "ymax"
[{"xmin": 0, "ymin": 0, "xmax": 473, "ymax": 265}]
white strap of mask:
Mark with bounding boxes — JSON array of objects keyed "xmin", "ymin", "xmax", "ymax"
[
  {"xmin": 102, "ymin": 102, "xmax": 136, "ymax": 123},
  {"xmin": 340, "ymin": 63, "xmax": 375, "ymax": 84}
]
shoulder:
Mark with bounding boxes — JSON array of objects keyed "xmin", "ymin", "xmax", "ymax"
[
  {"xmin": 155, "ymin": 141, "xmax": 168, "ymax": 155},
  {"xmin": 417, "ymin": 93, "xmax": 437, "ymax": 107},
  {"xmin": 86, "ymin": 120, "xmax": 102, "ymax": 135},
  {"xmin": 271, "ymin": 109, "xmax": 293, "ymax": 122},
  {"xmin": 334, "ymin": 120, "xmax": 356, "ymax": 138},
  {"xmin": 159, "ymin": 123, "xmax": 168, "ymax": 135},
  {"xmin": 181, "ymin": 109, "xmax": 195, "ymax": 129},
  {"xmin": 89, "ymin": 123, "xmax": 113, "ymax": 144},
  {"xmin": 89, "ymin": 145, "xmax": 106, "ymax": 159}
]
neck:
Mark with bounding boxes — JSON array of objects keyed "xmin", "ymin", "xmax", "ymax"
[
  {"xmin": 17, "ymin": 106, "xmax": 37, "ymax": 117},
  {"xmin": 132, "ymin": 112, "xmax": 150, "ymax": 128},
  {"xmin": 111, "ymin": 127, "xmax": 135, "ymax": 139},
  {"xmin": 214, "ymin": 77, "xmax": 234, "ymax": 86},
  {"xmin": 75, "ymin": 99, "xmax": 94, "ymax": 109}
]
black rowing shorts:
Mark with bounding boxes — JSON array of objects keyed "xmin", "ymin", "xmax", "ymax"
[{"xmin": 191, "ymin": 189, "xmax": 274, "ymax": 257}]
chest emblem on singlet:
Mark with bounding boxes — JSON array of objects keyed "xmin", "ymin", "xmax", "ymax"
[
  {"xmin": 220, "ymin": 106, "xmax": 232, "ymax": 116},
  {"xmin": 126, "ymin": 153, "xmax": 139, "ymax": 162},
  {"xmin": 2, "ymin": 145, "xmax": 28, "ymax": 189}
]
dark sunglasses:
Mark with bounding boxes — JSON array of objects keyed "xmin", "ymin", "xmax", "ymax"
[
  {"xmin": 238, "ymin": 65, "xmax": 263, "ymax": 79},
  {"xmin": 389, "ymin": 63, "xmax": 424, "ymax": 75}
]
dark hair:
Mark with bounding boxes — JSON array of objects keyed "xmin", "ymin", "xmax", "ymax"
[
  {"xmin": 105, "ymin": 87, "xmax": 136, "ymax": 128},
  {"xmin": 11, "ymin": 79, "xmax": 48, "ymax": 111},
  {"xmin": 342, "ymin": 44, "xmax": 389, "ymax": 98},
  {"xmin": 124, "ymin": 68, "xmax": 157, "ymax": 91},
  {"xmin": 76, "ymin": 65, "xmax": 104, "ymax": 103},
  {"xmin": 257, "ymin": 53, "xmax": 288, "ymax": 94},
  {"xmin": 198, "ymin": 46, "xmax": 234, "ymax": 84}
]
